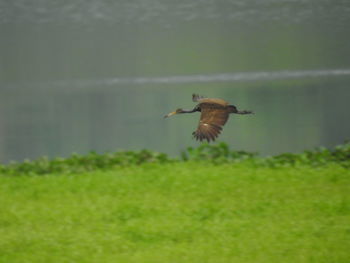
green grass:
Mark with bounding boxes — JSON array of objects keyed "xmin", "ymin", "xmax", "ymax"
[{"xmin": 0, "ymin": 163, "xmax": 349, "ymax": 263}]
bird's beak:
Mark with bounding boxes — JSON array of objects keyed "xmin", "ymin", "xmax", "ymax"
[{"xmin": 164, "ymin": 111, "xmax": 177, "ymax": 118}]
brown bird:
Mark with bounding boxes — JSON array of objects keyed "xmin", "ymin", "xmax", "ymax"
[{"xmin": 164, "ymin": 94, "xmax": 253, "ymax": 142}]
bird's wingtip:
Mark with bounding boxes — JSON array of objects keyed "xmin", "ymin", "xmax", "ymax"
[{"xmin": 192, "ymin": 94, "xmax": 205, "ymax": 102}]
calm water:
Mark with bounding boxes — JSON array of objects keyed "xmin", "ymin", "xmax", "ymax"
[{"xmin": 1, "ymin": 0, "xmax": 350, "ymax": 162}]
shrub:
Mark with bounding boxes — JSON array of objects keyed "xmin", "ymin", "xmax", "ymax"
[
  {"xmin": 0, "ymin": 142, "xmax": 349, "ymax": 176},
  {"xmin": 0, "ymin": 149, "xmax": 173, "ymax": 176}
]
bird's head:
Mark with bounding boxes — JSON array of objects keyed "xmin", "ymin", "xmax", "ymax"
[{"xmin": 164, "ymin": 108, "xmax": 183, "ymax": 118}]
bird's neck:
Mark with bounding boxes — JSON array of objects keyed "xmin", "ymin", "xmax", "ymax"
[{"xmin": 181, "ymin": 109, "xmax": 196, "ymax": 113}]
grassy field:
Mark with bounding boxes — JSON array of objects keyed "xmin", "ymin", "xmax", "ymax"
[{"xmin": 0, "ymin": 162, "xmax": 349, "ymax": 263}]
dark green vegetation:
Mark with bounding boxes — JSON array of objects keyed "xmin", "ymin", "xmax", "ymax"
[
  {"xmin": 0, "ymin": 143, "xmax": 349, "ymax": 262},
  {"xmin": 1, "ymin": 142, "xmax": 349, "ymax": 175}
]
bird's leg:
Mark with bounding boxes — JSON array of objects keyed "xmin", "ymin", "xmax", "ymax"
[
  {"xmin": 235, "ymin": 110, "xmax": 253, "ymax": 115},
  {"xmin": 228, "ymin": 105, "xmax": 253, "ymax": 115}
]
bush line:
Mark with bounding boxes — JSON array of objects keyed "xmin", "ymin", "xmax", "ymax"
[{"xmin": 0, "ymin": 142, "xmax": 349, "ymax": 175}]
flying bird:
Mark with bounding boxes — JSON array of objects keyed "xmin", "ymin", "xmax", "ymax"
[{"xmin": 164, "ymin": 94, "xmax": 253, "ymax": 142}]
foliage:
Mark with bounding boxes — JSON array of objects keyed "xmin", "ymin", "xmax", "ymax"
[
  {"xmin": 0, "ymin": 150, "xmax": 171, "ymax": 176},
  {"xmin": 182, "ymin": 141, "xmax": 350, "ymax": 168},
  {"xmin": 181, "ymin": 142, "xmax": 258, "ymax": 163},
  {"xmin": 0, "ymin": 142, "xmax": 349, "ymax": 176},
  {"xmin": 262, "ymin": 141, "xmax": 350, "ymax": 168}
]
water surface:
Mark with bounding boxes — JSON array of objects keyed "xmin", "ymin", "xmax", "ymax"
[{"xmin": 1, "ymin": 0, "xmax": 350, "ymax": 162}]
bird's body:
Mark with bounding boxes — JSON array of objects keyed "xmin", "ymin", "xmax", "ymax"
[{"xmin": 164, "ymin": 94, "xmax": 253, "ymax": 142}]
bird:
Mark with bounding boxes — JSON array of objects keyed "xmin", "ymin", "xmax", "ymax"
[{"xmin": 164, "ymin": 94, "xmax": 253, "ymax": 142}]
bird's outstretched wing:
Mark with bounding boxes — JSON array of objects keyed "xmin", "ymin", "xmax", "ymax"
[{"xmin": 192, "ymin": 103, "xmax": 230, "ymax": 142}]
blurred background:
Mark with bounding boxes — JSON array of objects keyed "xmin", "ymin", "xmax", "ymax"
[{"xmin": 0, "ymin": 0, "xmax": 350, "ymax": 162}]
